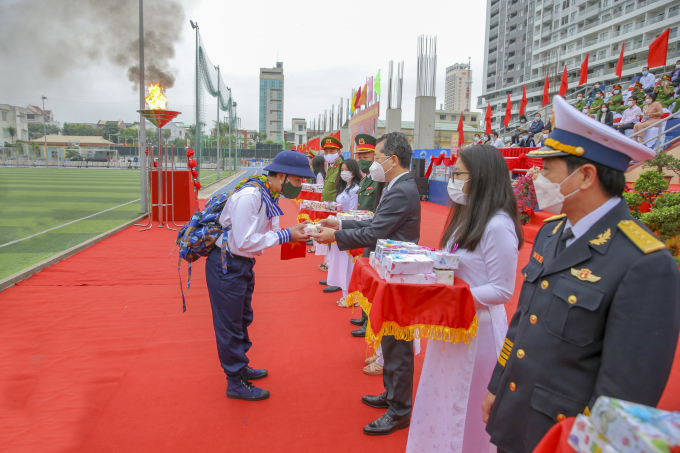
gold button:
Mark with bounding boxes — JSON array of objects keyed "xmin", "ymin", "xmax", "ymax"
[
  {"xmin": 568, "ymin": 295, "xmax": 577, "ymax": 304},
  {"xmin": 517, "ymin": 349, "xmax": 525, "ymax": 359},
  {"xmin": 541, "ymin": 280, "xmax": 549, "ymax": 289},
  {"xmin": 523, "ymin": 273, "xmax": 528, "ymax": 280},
  {"xmin": 557, "ymin": 414, "xmax": 566, "ymax": 422},
  {"xmin": 510, "ymin": 382, "xmax": 516, "ymax": 391},
  {"xmin": 530, "ymin": 315, "xmax": 538, "ymax": 324}
]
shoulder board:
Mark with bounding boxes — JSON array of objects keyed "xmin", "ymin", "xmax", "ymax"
[
  {"xmin": 543, "ymin": 214, "xmax": 567, "ymax": 222},
  {"xmin": 618, "ymin": 220, "xmax": 666, "ymax": 254}
]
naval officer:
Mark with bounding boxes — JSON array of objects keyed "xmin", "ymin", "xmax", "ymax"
[{"xmin": 482, "ymin": 95, "xmax": 680, "ymax": 452}]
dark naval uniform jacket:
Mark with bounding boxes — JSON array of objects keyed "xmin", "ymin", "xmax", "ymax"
[
  {"xmin": 486, "ymin": 199, "xmax": 680, "ymax": 453},
  {"xmin": 356, "ymin": 175, "xmax": 377, "ymax": 212}
]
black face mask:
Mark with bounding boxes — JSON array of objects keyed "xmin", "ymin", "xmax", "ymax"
[{"xmin": 358, "ymin": 159, "xmax": 373, "ymax": 174}]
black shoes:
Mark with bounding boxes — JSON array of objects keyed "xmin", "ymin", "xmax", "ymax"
[
  {"xmin": 363, "ymin": 413, "xmax": 410, "ymax": 435},
  {"xmin": 362, "ymin": 392, "xmax": 389, "ymax": 409},
  {"xmin": 306, "ymin": 239, "xmax": 313, "ymax": 246},
  {"xmin": 323, "ymin": 286, "xmax": 341, "ymax": 293},
  {"xmin": 350, "ymin": 318, "xmax": 364, "ymax": 326},
  {"xmin": 319, "ymin": 280, "xmax": 327, "ymax": 285},
  {"xmin": 351, "ymin": 326, "xmax": 366, "ymax": 337}
]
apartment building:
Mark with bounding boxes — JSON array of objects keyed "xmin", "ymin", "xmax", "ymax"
[
  {"xmin": 445, "ymin": 63, "xmax": 474, "ymax": 111},
  {"xmin": 259, "ymin": 62, "xmax": 284, "ymax": 140}
]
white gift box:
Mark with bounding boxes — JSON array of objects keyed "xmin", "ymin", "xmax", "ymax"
[
  {"xmin": 434, "ymin": 269, "xmax": 455, "ymax": 285},
  {"xmin": 303, "ymin": 225, "xmax": 319, "ymax": 235},
  {"xmin": 431, "ymin": 251, "xmax": 460, "ymax": 270},
  {"xmin": 383, "ymin": 254, "xmax": 434, "ymax": 275},
  {"xmin": 568, "ymin": 414, "xmax": 617, "ymax": 453},
  {"xmin": 384, "ymin": 271, "xmax": 437, "ymax": 285},
  {"xmin": 369, "ymin": 251, "xmax": 376, "ymax": 268}
]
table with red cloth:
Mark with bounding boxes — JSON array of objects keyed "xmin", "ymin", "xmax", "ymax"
[
  {"xmin": 294, "ymin": 190, "xmax": 322, "ymax": 204},
  {"xmin": 296, "ymin": 207, "xmax": 334, "ymax": 223},
  {"xmin": 533, "ymin": 417, "xmax": 577, "ymax": 453},
  {"xmin": 345, "ymin": 258, "xmax": 478, "ymax": 349},
  {"xmin": 497, "ymin": 147, "xmax": 540, "ymax": 157}
]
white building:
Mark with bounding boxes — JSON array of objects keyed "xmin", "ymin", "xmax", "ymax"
[
  {"xmin": 445, "ymin": 63, "xmax": 474, "ymax": 111},
  {"xmin": 26, "ymin": 104, "xmax": 61, "ymax": 128},
  {"xmin": 259, "ymin": 62, "xmax": 284, "ymax": 140},
  {"xmin": 0, "ymin": 104, "xmax": 30, "ymax": 143},
  {"xmin": 478, "ymin": 0, "xmax": 680, "ymax": 130},
  {"xmin": 291, "ymin": 118, "xmax": 307, "ymax": 145}
]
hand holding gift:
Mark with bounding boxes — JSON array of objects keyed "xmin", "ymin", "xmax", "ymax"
[{"xmin": 310, "ymin": 226, "xmax": 336, "ymax": 244}]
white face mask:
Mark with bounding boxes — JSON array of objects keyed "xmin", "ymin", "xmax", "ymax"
[
  {"xmin": 628, "ymin": 101, "xmax": 635, "ymax": 106},
  {"xmin": 645, "ymin": 98, "xmax": 652, "ymax": 104},
  {"xmin": 533, "ymin": 168, "xmax": 583, "ymax": 214},
  {"xmin": 324, "ymin": 152, "xmax": 339, "ymax": 163},
  {"xmin": 601, "ymin": 108, "xmax": 607, "ymax": 112},
  {"xmin": 447, "ymin": 178, "xmax": 469, "ymax": 205},
  {"xmin": 369, "ymin": 157, "xmax": 393, "ymax": 182},
  {"xmin": 676, "ymin": 64, "xmax": 680, "ymax": 69},
  {"xmin": 577, "ymin": 97, "xmax": 583, "ymax": 101},
  {"xmin": 340, "ymin": 170, "xmax": 353, "ymax": 182},
  {"xmin": 582, "ymin": 109, "xmax": 590, "ymax": 114}
]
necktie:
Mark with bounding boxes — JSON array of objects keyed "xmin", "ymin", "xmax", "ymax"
[{"xmin": 557, "ymin": 227, "xmax": 574, "ymax": 255}]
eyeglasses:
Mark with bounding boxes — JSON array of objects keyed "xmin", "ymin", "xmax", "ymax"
[
  {"xmin": 451, "ymin": 171, "xmax": 469, "ymax": 179},
  {"xmin": 375, "ymin": 155, "xmax": 393, "ymax": 163}
]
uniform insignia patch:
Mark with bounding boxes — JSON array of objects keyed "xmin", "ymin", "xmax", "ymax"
[
  {"xmin": 498, "ymin": 338, "xmax": 513, "ymax": 366},
  {"xmin": 589, "ymin": 228, "xmax": 611, "ymax": 246},
  {"xmin": 359, "ymin": 138, "xmax": 365, "ymax": 145},
  {"xmin": 553, "ymin": 220, "xmax": 564, "ymax": 235},
  {"xmin": 571, "ymin": 268, "xmax": 601, "ymax": 282},
  {"xmin": 543, "ymin": 214, "xmax": 567, "ymax": 223},
  {"xmin": 618, "ymin": 220, "xmax": 666, "ymax": 254},
  {"xmin": 532, "ymin": 252, "xmax": 544, "ymax": 264}
]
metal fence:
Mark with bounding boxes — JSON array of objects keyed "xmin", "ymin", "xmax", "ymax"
[{"xmin": 0, "ymin": 158, "xmax": 236, "ymax": 170}]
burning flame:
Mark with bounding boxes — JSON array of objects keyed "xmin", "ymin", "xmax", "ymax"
[{"xmin": 145, "ymin": 83, "xmax": 167, "ymax": 110}]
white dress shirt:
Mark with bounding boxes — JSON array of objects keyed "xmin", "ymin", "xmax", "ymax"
[
  {"xmin": 337, "ymin": 184, "xmax": 360, "ymax": 212},
  {"xmin": 493, "ymin": 138, "xmax": 505, "ymax": 148},
  {"xmin": 621, "ymin": 105, "xmax": 642, "ymax": 124},
  {"xmin": 640, "ymin": 72, "xmax": 656, "ymax": 90},
  {"xmin": 563, "ymin": 197, "xmax": 621, "ymax": 248},
  {"xmin": 215, "ymin": 186, "xmax": 289, "ymax": 258},
  {"xmin": 316, "ymin": 173, "xmax": 324, "ymax": 185}
]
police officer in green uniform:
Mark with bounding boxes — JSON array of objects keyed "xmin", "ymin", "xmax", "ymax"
[
  {"xmin": 655, "ymin": 75, "xmax": 677, "ymax": 110},
  {"xmin": 620, "ymin": 82, "xmax": 646, "ymax": 113},
  {"xmin": 572, "ymin": 93, "xmax": 587, "ymax": 112},
  {"xmin": 482, "ymin": 96, "xmax": 680, "ymax": 453},
  {"xmin": 588, "ymin": 90, "xmax": 604, "ymax": 115},
  {"xmin": 605, "ymin": 84, "xmax": 625, "ymax": 113},
  {"xmin": 320, "ymin": 136, "xmax": 344, "ymax": 202}
]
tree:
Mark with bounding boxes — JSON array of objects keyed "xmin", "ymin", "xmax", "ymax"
[
  {"xmin": 28, "ymin": 123, "xmax": 60, "ymax": 139},
  {"xmin": 169, "ymin": 137, "xmax": 187, "ymax": 148},
  {"xmin": 102, "ymin": 123, "xmax": 120, "ymax": 142},
  {"xmin": 7, "ymin": 126, "xmax": 16, "ymax": 144},
  {"xmin": 31, "ymin": 142, "xmax": 42, "ymax": 158},
  {"xmin": 62, "ymin": 123, "xmax": 97, "ymax": 136},
  {"xmin": 643, "ymin": 152, "xmax": 680, "ymax": 179},
  {"xmin": 65, "ymin": 148, "xmax": 81, "ymax": 159}
]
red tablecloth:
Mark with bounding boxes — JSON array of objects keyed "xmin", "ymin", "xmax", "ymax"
[
  {"xmin": 346, "ymin": 258, "xmax": 478, "ymax": 349},
  {"xmin": 533, "ymin": 418, "xmax": 577, "ymax": 453},
  {"xmin": 498, "ymin": 147, "xmax": 540, "ymax": 157},
  {"xmin": 294, "ymin": 190, "xmax": 322, "ymax": 204},
  {"xmin": 297, "ymin": 207, "xmax": 335, "ymax": 223}
]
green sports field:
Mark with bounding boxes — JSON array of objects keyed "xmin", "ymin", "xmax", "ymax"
[{"xmin": 0, "ymin": 168, "xmax": 143, "ymax": 280}]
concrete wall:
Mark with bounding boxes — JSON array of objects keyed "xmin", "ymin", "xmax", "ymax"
[
  {"xmin": 414, "ymin": 96, "xmax": 436, "ymax": 150},
  {"xmin": 385, "ymin": 108, "xmax": 402, "ymax": 134}
]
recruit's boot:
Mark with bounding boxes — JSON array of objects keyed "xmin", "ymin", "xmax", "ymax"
[
  {"xmin": 243, "ymin": 366, "xmax": 268, "ymax": 380},
  {"xmin": 226, "ymin": 376, "xmax": 270, "ymax": 401}
]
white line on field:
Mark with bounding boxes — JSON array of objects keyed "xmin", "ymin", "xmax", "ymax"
[{"xmin": 0, "ymin": 198, "xmax": 142, "ymax": 249}]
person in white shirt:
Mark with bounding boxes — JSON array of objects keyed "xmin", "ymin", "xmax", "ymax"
[
  {"xmin": 617, "ymin": 99, "xmax": 642, "ymax": 134},
  {"xmin": 206, "ymin": 151, "xmax": 314, "ymax": 402},
  {"xmin": 640, "ymin": 66, "xmax": 656, "ymax": 93},
  {"xmin": 406, "ymin": 144, "xmax": 523, "ymax": 453},
  {"xmin": 492, "ymin": 132, "xmax": 505, "ymax": 148}
]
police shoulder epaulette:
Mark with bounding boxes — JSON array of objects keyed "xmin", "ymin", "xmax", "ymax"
[
  {"xmin": 618, "ymin": 220, "xmax": 666, "ymax": 254},
  {"xmin": 543, "ymin": 213, "xmax": 567, "ymax": 222}
]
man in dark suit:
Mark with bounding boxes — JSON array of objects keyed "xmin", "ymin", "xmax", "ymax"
[
  {"xmin": 312, "ymin": 132, "xmax": 421, "ymax": 436},
  {"xmin": 482, "ymin": 96, "xmax": 680, "ymax": 453}
]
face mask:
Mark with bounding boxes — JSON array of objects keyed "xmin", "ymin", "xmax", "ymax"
[
  {"xmin": 279, "ymin": 175, "xmax": 297, "ymax": 199},
  {"xmin": 614, "ymin": 90, "xmax": 620, "ymax": 95},
  {"xmin": 677, "ymin": 65, "xmax": 680, "ymax": 69},
  {"xmin": 596, "ymin": 94, "xmax": 601, "ymax": 98},
  {"xmin": 544, "ymin": 134, "xmax": 549, "ymax": 139},
  {"xmin": 594, "ymin": 85, "xmax": 600, "ymax": 89},
  {"xmin": 582, "ymin": 109, "xmax": 589, "ymax": 114},
  {"xmin": 601, "ymin": 108, "xmax": 607, "ymax": 112},
  {"xmin": 628, "ymin": 101, "xmax": 635, "ymax": 106},
  {"xmin": 447, "ymin": 178, "xmax": 469, "ymax": 205},
  {"xmin": 535, "ymin": 116, "xmax": 540, "ymax": 121},
  {"xmin": 324, "ymin": 152, "xmax": 339, "ymax": 163},
  {"xmin": 358, "ymin": 159, "xmax": 372, "ymax": 174},
  {"xmin": 645, "ymin": 98, "xmax": 653, "ymax": 104},
  {"xmin": 577, "ymin": 96, "xmax": 583, "ymax": 101},
  {"xmin": 340, "ymin": 171, "xmax": 353, "ymax": 182},
  {"xmin": 474, "ymin": 137, "xmax": 480, "ymax": 141},
  {"xmin": 642, "ymin": 71, "xmax": 648, "ymax": 76},
  {"xmin": 369, "ymin": 157, "xmax": 393, "ymax": 182},
  {"xmin": 533, "ymin": 168, "xmax": 583, "ymax": 214},
  {"xmin": 520, "ymin": 120, "xmax": 526, "ymax": 124}
]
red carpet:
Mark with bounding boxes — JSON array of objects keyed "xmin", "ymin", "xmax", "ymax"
[{"xmin": 1, "ymin": 199, "xmax": 679, "ymax": 452}]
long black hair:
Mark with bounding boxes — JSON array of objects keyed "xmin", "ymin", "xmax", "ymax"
[
  {"xmin": 312, "ymin": 154, "xmax": 326, "ymax": 179},
  {"xmin": 440, "ymin": 145, "xmax": 524, "ymax": 252},
  {"xmin": 336, "ymin": 158, "xmax": 363, "ymax": 195}
]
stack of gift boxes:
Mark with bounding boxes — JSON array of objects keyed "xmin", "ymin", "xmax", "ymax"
[
  {"xmin": 368, "ymin": 239, "xmax": 459, "ymax": 285},
  {"xmin": 301, "ymin": 183, "xmax": 324, "ymax": 193},
  {"xmin": 568, "ymin": 396, "xmax": 680, "ymax": 453},
  {"xmin": 301, "ymin": 200, "xmax": 344, "ymax": 212}
]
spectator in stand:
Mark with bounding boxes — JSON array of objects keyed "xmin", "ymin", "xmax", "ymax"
[
  {"xmin": 573, "ymin": 93, "xmax": 587, "ymax": 111},
  {"xmin": 538, "ymin": 127, "xmax": 551, "ymax": 146},
  {"xmin": 589, "ymin": 90, "xmax": 605, "ymax": 115},
  {"xmin": 492, "ymin": 132, "xmax": 505, "ymax": 148},
  {"xmin": 599, "ymin": 105, "xmax": 615, "ymax": 128},
  {"xmin": 585, "ymin": 82, "xmax": 603, "ymax": 105},
  {"xmin": 633, "ymin": 92, "xmax": 663, "ymax": 143},
  {"xmin": 671, "ymin": 60, "xmax": 680, "ymax": 87},
  {"xmin": 617, "ymin": 98, "xmax": 642, "ymax": 135},
  {"xmin": 529, "ymin": 112, "xmax": 544, "ymax": 139},
  {"xmin": 656, "ymin": 75, "xmax": 677, "ymax": 109},
  {"xmin": 640, "ymin": 66, "xmax": 656, "ymax": 94},
  {"xmin": 517, "ymin": 131, "xmax": 535, "ymax": 147},
  {"xmin": 607, "ymin": 84, "xmax": 625, "ymax": 113},
  {"xmin": 533, "ymin": 131, "xmax": 543, "ymax": 146},
  {"xmin": 511, "ymin": 115, "xmax": 529, "ymax": 144}
]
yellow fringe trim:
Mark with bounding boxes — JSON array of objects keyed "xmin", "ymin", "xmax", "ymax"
[{"xmin": 345, "ymin": 291, "xmax": 479, "ymax": 350}]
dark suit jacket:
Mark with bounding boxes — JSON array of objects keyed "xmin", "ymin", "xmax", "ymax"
[
  {"xmin": 486, "ymin": 199, "xmax": 680, "ymax": 453},
  {"xmin": 335, "ymin": 172, "xmax": 421, "ymax": 253},
  {"xmin": 599, "ymin": 111, "xmax": 615, "ymax": 127}
]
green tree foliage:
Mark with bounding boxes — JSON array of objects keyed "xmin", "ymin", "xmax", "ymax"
[
  {"xmin": 641, "ymin": 206, "xmax": 680, "ymax": 241},
  {"xmin": 623, "ymin": 192, "xmax": 644, "ymax": 219},
  {"xmin": 633, "ymin": 170, "xmax": 669, "ymax": 204},
  {"xmin": 642, "ymin": 151, "xmax": 680, "ymax": 178},
  {"xmin": 62, "ymin": 123, "xmax": 97, "ymax": 136},
  {"xmin": 7, "ymin": 126, "xmax": 16, "ymax": 144},
  {"xmin": 65, "ymin": 149, "xmax": 81, "ymax": 159},
  {"xmin": 28, "ymin": 123, "xmax": 60, "ymax": 139},
  {"xmin": 102, "ymin": 123, "xmax": 120, "ymax": 138}
]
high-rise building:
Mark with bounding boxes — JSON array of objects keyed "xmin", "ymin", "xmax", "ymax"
[
  {"xmin": 445, "ymin": 63, "xmax": 473, "ymax": 111},
  {"xmin": 478, "ymin": 0, "xmax": 680, "ymax": 130},
  {"xmin": 259, "ymin": 62, "xmax": 284, "ymax": 140}
]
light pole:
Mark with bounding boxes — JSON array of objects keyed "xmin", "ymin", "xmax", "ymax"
[
  {"xmin": 139, "ymin": 0, "xmax": 148, "ymax": 213},
  {"xmin": 41, "ymin": 96, "xmax": 47, "ymax": 158},
  {"xmin": 215, "ymin": 64, "xmax": 220, "ymax": 180},
  {"xmin": 191, "ymin": 19, "xmax": 200, "ymax": 179}
]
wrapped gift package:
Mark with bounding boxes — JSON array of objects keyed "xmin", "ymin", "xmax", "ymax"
[
  {"xmin": 369, "ymin": 251, "xmax": 376, "ymax": 268},
  {"xmin": 590, "ymin": 396, "xmax": 680, "ymax": 453},
  {"xmin": 303, "ymin": 225, "xmax": 319, "ymax": 235},
  {"xmin": 301, "ymin": 183, "xmax": 324, "ymax": 193},
  {"xmin": 568, "ymin": 414, "xmax": 617, "ymax": 453},
  {"xmin": 383, "ymin": 254, "xmax": 434, "ymax": 275},
  {"xmin": 337, "ymin": 213, "xmax": 356, "ymax": 221},
  {"xmin": 434, "ymin": 269, "xmax": 455, "ymax": 285},
  {"xmin": 301, "ymin": 200, "xmax": 345, "ymax": 212},
  {"xmin": 431, "ymin": 251, "xmax": 460, "ymax": 270},
  {"xmin": 384, "ymin": 271, "xmax": 436, "ymax": 285}
]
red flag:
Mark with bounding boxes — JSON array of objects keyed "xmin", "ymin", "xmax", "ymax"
[
  {"xmin": 281, "ymin": 241, "xmax": 306, "ymax": 260},
  {"xmin": 331, "ymin": 130, "xmax": 341, "ymax": 141},
  {"xmin": 648, "ymin": 28, "xmax": 670, "ymax": 69},
  {"xmin": 558, "ymin": 65, "xmax": 569, "ymax": 97},
  {"xmin": 457, "ymin": 114, "xmax": 465, "ymax": 146},
  {"xmin": 308, "ymin": 136, "xmax": 320, "ymax": 151},
  {"xmin": 616, "ymin": 43, "xmax": 625, "ymax": 78},
  {"xmin": 579, "ymin": 54, "xmax": 589, "ymax": 86},
  {"xmin": 542, "ymin": 72, "xmax": 550, "ymax": 107},
  {"xmin": 504, "ymin": 94, "xmax": 513, "ymax": 128},
  {"xmin": 519, "ymin": 85, "xmax": 527, "ymax": 116},
  {"xmin": 485, "ymin": 103, "xmax": 493, "ymax": 135},
  {"xmin": 354, "ymin": 86, "xmax": 362, "ymax": 109}
]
